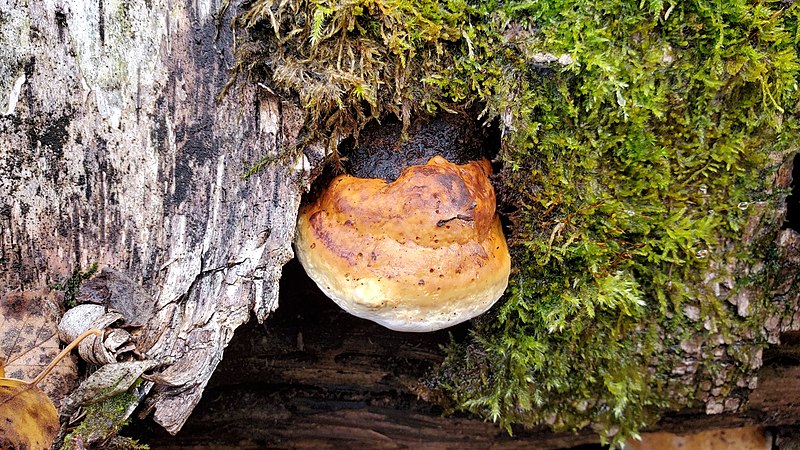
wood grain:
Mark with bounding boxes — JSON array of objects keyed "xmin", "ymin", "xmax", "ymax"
[{"xmin": 0, "ymin": 0, "xmax": 312, "ymax": 433}]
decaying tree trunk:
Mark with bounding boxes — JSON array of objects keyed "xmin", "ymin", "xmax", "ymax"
[
  {"xmin": 0, "ymin": 0, "xmax": 317, "ymax": 433},
  {"xmin": 3, "ymin": 0, "xmax": 800, "ymax": 447}
]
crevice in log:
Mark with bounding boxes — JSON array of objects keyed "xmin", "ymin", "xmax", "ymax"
[
  {"xmin": 763, "ymin": 332, "xmax": 800, "ymax": 367},
  {"xmin": 339, "ymin": 112, "xmax": 501, "ymax": 182},
  {"xmin": 782, "ymin": 153, "xmax": 800, "ymax": 231}
]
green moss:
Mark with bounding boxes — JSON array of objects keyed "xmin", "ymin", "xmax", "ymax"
[
  {"xmin": 53, "ymin": 263, "xmax": 98, "ymax": 308},
  {"xmin": 231, "ymin": 0, "xmax": 800, "ymax": 445},
  {"xmin": 61, "ymin": 389, "xmax": 147, "ymax": 450},
  {"xmin": 431, "ymin": 1, "xmax": 799, "ymax": 444},
  {"xmin": 226, "ymin": 0, "xmax": 476, "ymax": 152}
]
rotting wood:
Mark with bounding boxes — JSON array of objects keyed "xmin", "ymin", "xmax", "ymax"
[
  {"xmin": 3, "ymin": 0, "xmax": 800, "ymax": 445},
  {"xmin": 0, "ymin": 0, "xmax": 317, "ymax": 434}
]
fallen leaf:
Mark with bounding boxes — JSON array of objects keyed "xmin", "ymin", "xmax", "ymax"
[
  {"xmin": 0, "ymin": 375, "xmax": 59, "ymax": 450},
  {"xmin": 58, "ymin": 305, "xmax": 132, "ymax": 365},
  {"xmin": 60, "ymin": 359, "xmax": 167, "ymax": 420},
  {"xmin": 0, "ymin": 329, "xmax": 101, "ymax": 450},
  {"xmin": 0, "ymin": 290, "xmax": 78, "ymax": 404},
  {"xmin": 74, "ymin": 268, "xmax": 156, "ymax": 329}
]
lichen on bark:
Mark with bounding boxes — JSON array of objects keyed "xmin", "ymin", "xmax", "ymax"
[{"xmin": 229, "ymin": 0, "xmax": 800, "ymax": 444}]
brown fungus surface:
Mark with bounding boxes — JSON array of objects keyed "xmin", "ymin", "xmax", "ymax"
[{"xmin": 295, "ymin": 156, "xmax": 510, "ymax": 332}]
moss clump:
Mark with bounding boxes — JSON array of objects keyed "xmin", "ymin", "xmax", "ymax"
[
  {"xmin": 61, "ymin": 390, "xmax": 147, "ymax": 450},
  {"xmin": 231, "ymin": 0, "xmax": 800, "ymax": 445},
  {"xmin": 53, "ymin": 263, "xmax": 99, "ymax": 308},
  {"xmin": 429, "ymin": 1, "xmax": 800, "ymax": 444},
  {"xmin": 227, "ymin": 0, "xmax": 473, "ymax": 150}
]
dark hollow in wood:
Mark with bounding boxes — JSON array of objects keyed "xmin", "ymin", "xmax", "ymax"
[{"xmin": 340, "ymin": 112, "xmax": 500, "ymax": 182}]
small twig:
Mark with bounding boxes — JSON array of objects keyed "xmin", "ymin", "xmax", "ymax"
[{"xmin": 29, "ymin": 329, "xmax": 103, "ymax": 387}]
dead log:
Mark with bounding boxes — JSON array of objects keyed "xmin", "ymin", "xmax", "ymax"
[
  {"xmin": 0, "ymin": 0, "xmax": 315, "ymax": 433},
  {"xmin": 3, "ymin": 0, "xmax": 800, "ymax": 447}
]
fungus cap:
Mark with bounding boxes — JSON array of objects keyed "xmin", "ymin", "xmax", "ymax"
[{"xmin": 295, "ymin": 156, "xmax": 511, "ymax": 332}]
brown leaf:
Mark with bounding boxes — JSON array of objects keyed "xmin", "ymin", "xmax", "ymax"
[
  {"xmin": 0, "ymin": 290, "xmax": 79, "ymax": 406},
  {"xmin": 75, "ymin": 268, "xmax": 156, "ymax": 329}
]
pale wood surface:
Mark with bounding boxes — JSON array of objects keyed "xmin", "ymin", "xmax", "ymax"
[{"xmin": 0, "ymin": 0, "xmax": 314, "ymax": 433}]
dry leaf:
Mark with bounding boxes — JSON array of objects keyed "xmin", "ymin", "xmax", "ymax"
[
  {"xmin": 58, "ymin": 305, "xmax": 133, "ymax": 365},
  {"xmin": 60, "ymin": 359, "xmax": 166, "ymax": 420},
  {"xmin": 0, "ymin": 330, "xmax": 101, "ymax": 450},
  {"xmin": 57, "ymin": 304, "xmax": 107, "ymax": 343},
  {"xmin": 0, "ymin": 290, "xmax": 78, "ymax": 404},
  {"xmin": 0, "ymin": 375, "xmax": 59, "ymax": 450},
  {"xmin": 75, "ymin": 268, "xmax": 156, "ymax": 329}
]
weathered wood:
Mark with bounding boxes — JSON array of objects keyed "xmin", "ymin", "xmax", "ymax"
[
  {"xmin": 129, "ymin": 260, "xmax": 800, "ymax": 449},
  {"xmin": 0, "ymin": 0, "xmax": 314, "ymax": 433}
]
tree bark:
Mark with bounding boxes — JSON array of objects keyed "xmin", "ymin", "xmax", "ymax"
[{"xmin": 0, "ymin": 0, "xmax": 315, "ymax": 433}]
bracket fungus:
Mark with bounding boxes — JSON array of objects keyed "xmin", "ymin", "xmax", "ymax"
[{"xmin": 295, "ymin": 155, "xmax": 510, "ymax": 332}]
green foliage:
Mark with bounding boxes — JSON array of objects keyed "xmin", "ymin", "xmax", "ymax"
[
  {"xmin": 61, "ymin": 389, "xmax": 147, "ymax": 450},
  {"xmin": 53, "ymin": 263, "xmax": 99, "ymax": 308},
  {"xmin": 232, "ymin": 0, "xmax": 800, "ymax": 445},
  {"xmin": 228, "ymin": 0, "xmax": 473, "ymax": 150},
  {"xmin": 431, "ymin": 0, "xmax": 799, "ymax": 444}
]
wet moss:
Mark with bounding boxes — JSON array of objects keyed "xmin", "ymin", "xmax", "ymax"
[{"xmin": 230, "ymin": 0, "xmax": 800, "ymax": 445}]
